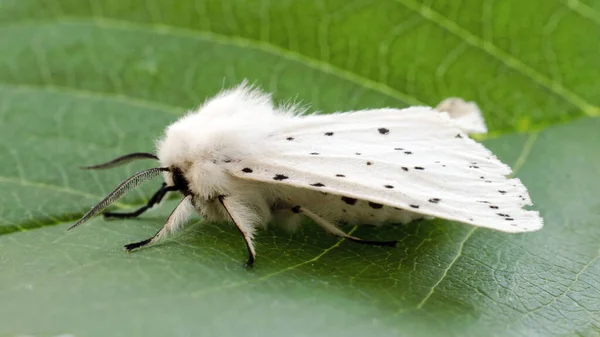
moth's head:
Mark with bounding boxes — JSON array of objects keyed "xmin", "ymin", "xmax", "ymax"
[
  {"xmin": 163, "ymin": 166, "xmax": 192, "ymax": 196},
  {"xmin": 69, "ymin": 148, "xmax": 204, "ymax": 232},
  {"xmin": 156, "ymin": 115, "xmax": 239, "ymax": 200}
]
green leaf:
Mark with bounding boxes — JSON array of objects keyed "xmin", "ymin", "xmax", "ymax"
[{"xmin": 0, "ymin": 1, "xmax": 598, "ymax": 336}]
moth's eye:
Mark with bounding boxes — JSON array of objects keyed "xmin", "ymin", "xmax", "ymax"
[
  {"xmin": 171, "ymin": 167, "xmax": 191, "ymax": 195},
  {"xmin": 172, "ymin": 171, "xmax": 185, "ymax": 186}
]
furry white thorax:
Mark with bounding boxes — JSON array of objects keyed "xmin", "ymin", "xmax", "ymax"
[{"xmin": 156, "ymin": 84, "xmax": 297, "ymax": 226}]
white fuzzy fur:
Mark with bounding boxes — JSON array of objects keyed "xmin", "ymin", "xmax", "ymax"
[
  {"xmin": 151, "ymin": 195, "xmax": 195, "ymax": 244},
  {"xmin": 153, "ymin": 82, "xmax": 543, "ymax": 260}
]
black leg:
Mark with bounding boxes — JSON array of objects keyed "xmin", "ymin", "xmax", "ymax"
[
  {"xmin": 345, "ymin": 237, "xmax": 398, "ymax": 247},
  {"xmin": 104, "ymin": 183, "xmax": 176, "ymax": 219},
  {"xmin": 243, "ymin": 245, "xmax": 255, "ymax": 268},
  {"xmin": 124, "ymin": 237, "xmax": 153, "ymax": 251}
]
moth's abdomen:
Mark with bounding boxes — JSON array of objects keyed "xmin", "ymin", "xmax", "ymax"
[{"xmin": 281, "ymin": 189, "xmax": 424, "ymax": 227}]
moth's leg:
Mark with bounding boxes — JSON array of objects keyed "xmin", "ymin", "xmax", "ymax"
[
  {"xmin": 104, "ymin": 183, "xmax": 177, "ymax": 219},
  {"xmin": 124, "ymin": 196, "xmax": 194, "ymax": 251},
  {"xmin": 218, "ymin": 196, "xmax": 257, "ymax": 267},
  {"xmin": 298, "ymin": 206, "xmax": 397, "ymax": 247}
]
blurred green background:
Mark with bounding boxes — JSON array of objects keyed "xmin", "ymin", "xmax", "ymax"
[{"xmin": 0, "ymin": 1, "xmax": 599, "ymax": 336}]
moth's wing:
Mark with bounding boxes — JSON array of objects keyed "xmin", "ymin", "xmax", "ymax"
[
  {"xmin": 435, "ymin": 98, "xmax": 488, "ymax": 134},
  {"xmin": 227, "ymin": 107, "xmax": 542, "ymax": 233}
]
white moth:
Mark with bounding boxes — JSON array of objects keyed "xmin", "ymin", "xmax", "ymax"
[{"xmin": 69, "ymin": 82, "xmax": 543, "ymax": 266}]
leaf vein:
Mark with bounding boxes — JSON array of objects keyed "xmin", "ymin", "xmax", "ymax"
[
  {"xmin": 394, "ymin": 0, "xmax": 598, "ymax": 116},
  {"xmin": 191, "ymin": 227, "xmax": 359, "ymax": 298},
  {"xmin": 562, "ymin": 0, "xmax": 600, "ymax": 26},
  {"xmin": 519, "ymin": 254, "xmax": 600, "ymax": 318},
  {"xmin": 416, "ymin": 227, "xmax": 476, "ymax": 309},
  {"xmin": 512, "ymin": 132, "xmax": 539, "ymax": 175}
]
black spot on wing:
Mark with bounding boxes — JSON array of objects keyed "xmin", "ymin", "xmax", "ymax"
[
  {"xmin": 404, "ymin": 151, "xmax": 412, "ymax": 155},
  {"xmin": 242, "ymin": 168, "xmax": 253, "ymax": 173},
  {"xmin": 410, "ymin": 205, "xmax": 420, "ymax": 209},
  {"xmin": 394, "ymin": 147, "xmax": 404, "ymax": 151},
  {"xmin": 428, "ymin": 198, "xmax": 440, "ymax": 203},
  {"xmin": 355, "ymin": 152, "xmax": 362, "ymax": 155},
  {"xmin": 489, "ymin": 205, "xmax": 499, "ymax": 209},
  {"xmin": 414, "ymin": 166, "xmax": 424, "ymax": 170},
  {"xmin": 498, "ymin": 190, "xmax": 507, "ymax": 194},
  {"xmin": 366, "ymin": 161, "xmax": 373, "ymax": 166},
  {"xmin": 368, "ymin": 202, "xmax": 383, "ymax": 209},
  {"xmin": 273, "ymin": 174, "xmax": 289, "ymax": 180},
  {"xmin": 336, "ymin": 174, "xmax": 345, "ymax": 177},
  {"xmin": 341, "ymin": 196, "xmax": 357, "ymax": 205},
  {"xmin": 310, "ymin": 182, "xmax": 325, "ymax": 187},
  {"xmin": 378, "ymin": 128, "xmax": 389, "ymax": 135},
  {"xmin": 402, "ymin": 167, "xmax": 409, "ymax": 172},
  {"xmin": 384, "ymin": 185, "xmax": 394, "ymax": 189},
  {"xmin": 324, "ymin": 132, "xmax": 334, "ymax": 136},
  {"xmin": 286, "ymin": 137, "xmax": 294, "ymax": 141},
  {"xmin": 310, "ymin": 152, "xmax": 319, "ymax": 155}
]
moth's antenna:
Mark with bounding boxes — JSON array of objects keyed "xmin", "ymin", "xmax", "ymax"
[
  {"xmin": 81, "ymin": 152, "xmax": 159, "ymax": 170},
  {"xmin": 68, "ymin": 167, "xmax": 170, "ymax": 231}
]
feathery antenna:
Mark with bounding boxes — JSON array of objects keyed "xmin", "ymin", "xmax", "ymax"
[
  {"xmin": 68, "ymin": 167, "xmax": 169, "ymax": 230},
  {"xmin": 81, "ymin": 152, "xmax": 159, "ymax": 170}
]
